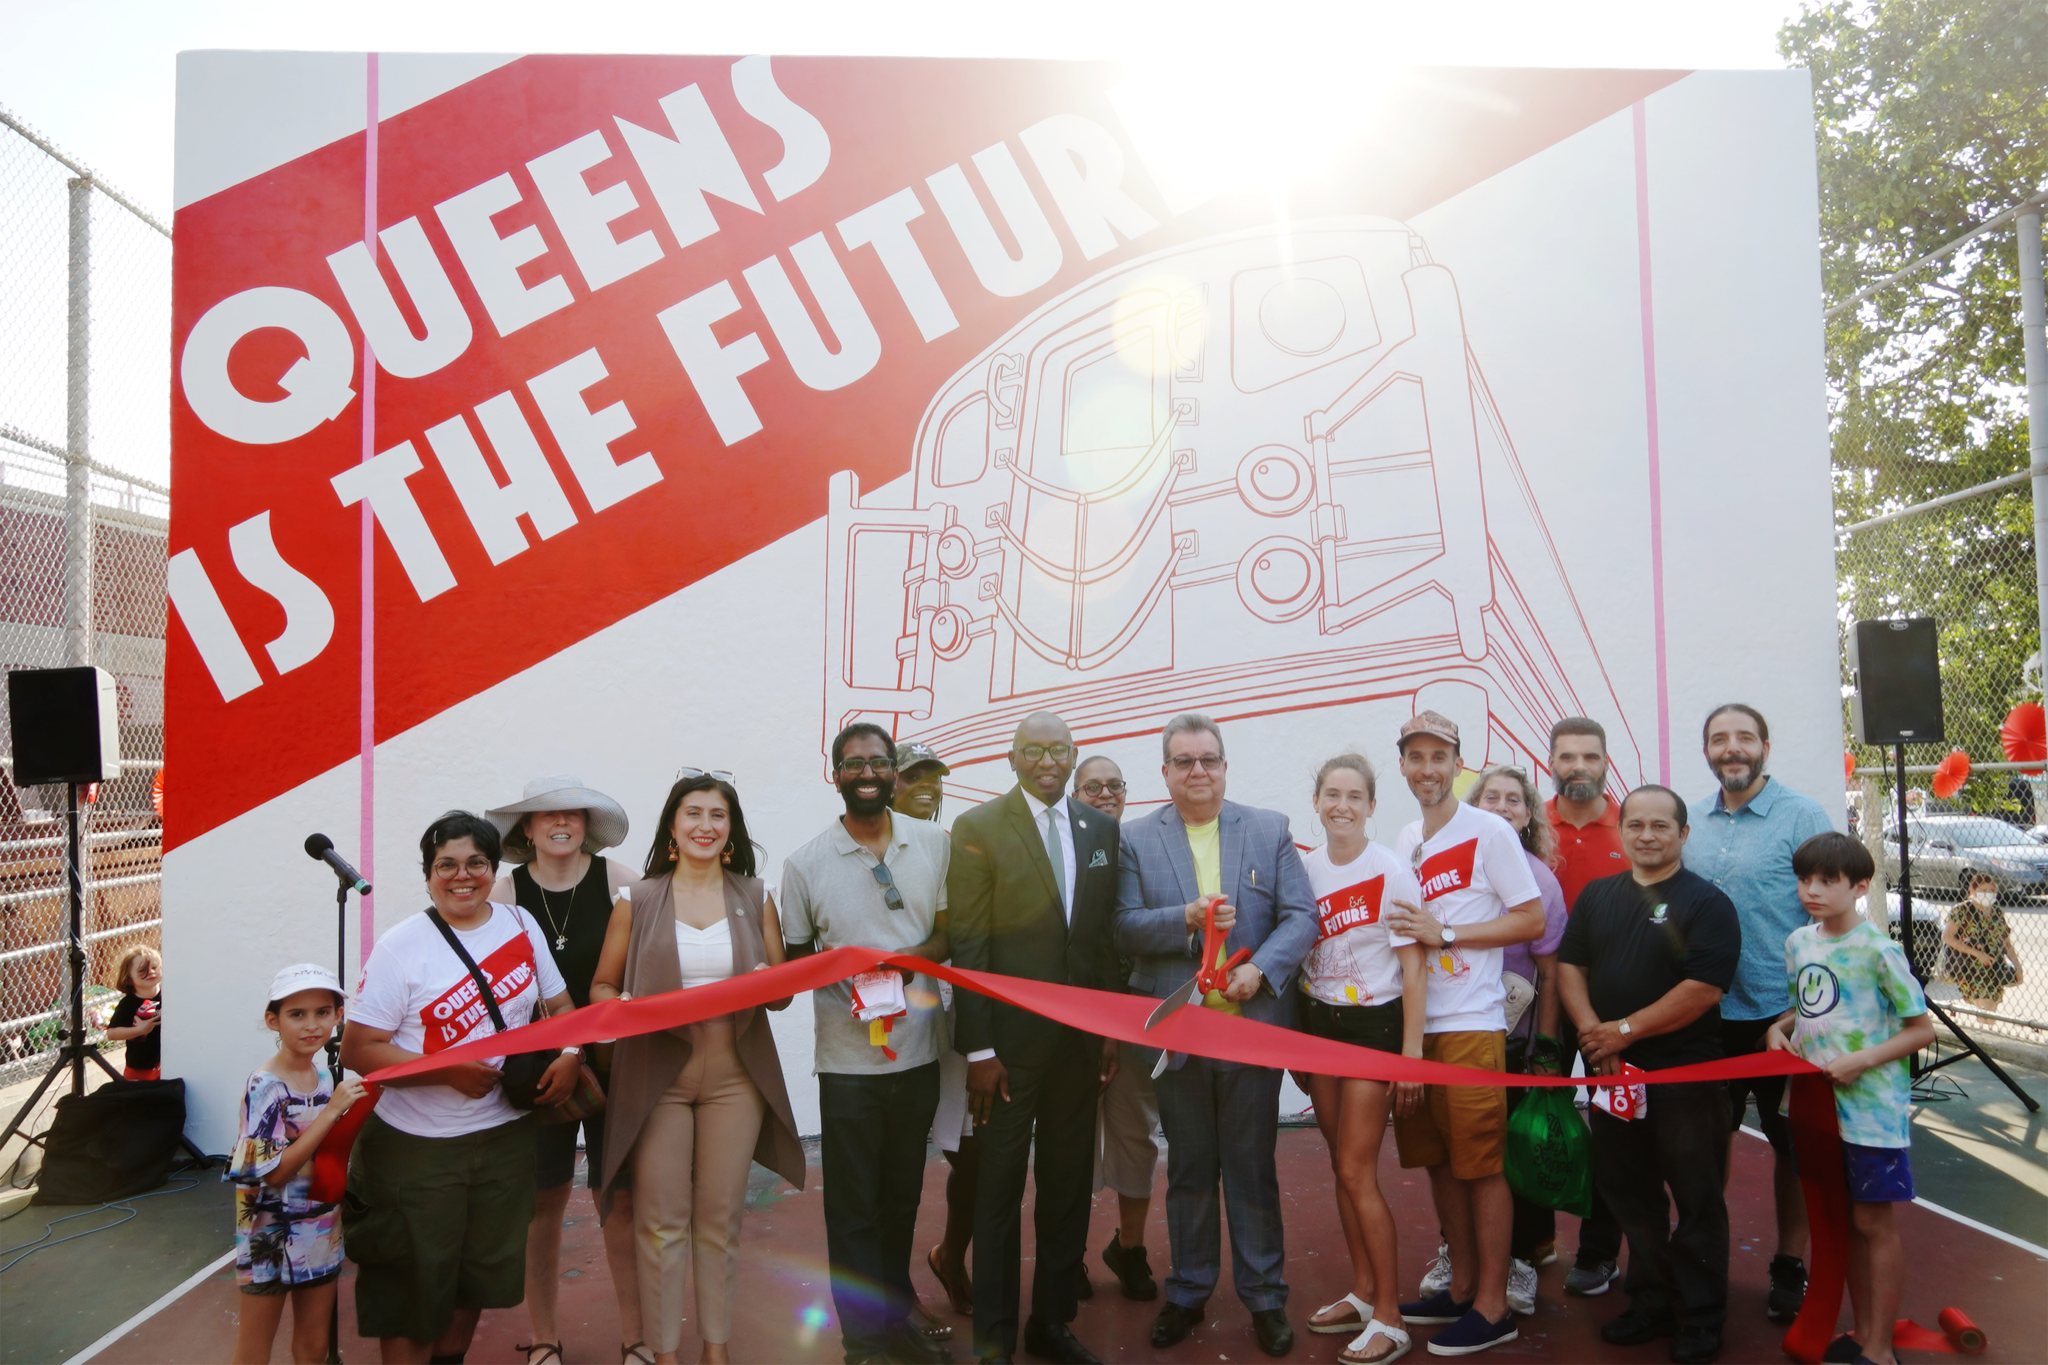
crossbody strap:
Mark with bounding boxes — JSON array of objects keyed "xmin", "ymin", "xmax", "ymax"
[{"xmin": 427, "ymin": 906, "xmax": 512, "ymax": 1035}]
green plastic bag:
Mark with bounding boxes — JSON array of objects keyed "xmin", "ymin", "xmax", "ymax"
[{"xmin": 1505, "ymin": 1087, "xmax": 1592, "ymax": 1218}]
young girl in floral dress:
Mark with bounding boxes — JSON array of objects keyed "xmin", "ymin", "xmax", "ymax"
[{"xmin": 225, "ymin": 964, "xmax": 367, "ymax": 1365}]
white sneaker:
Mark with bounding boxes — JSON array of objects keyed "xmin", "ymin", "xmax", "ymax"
[
  {"xmin": 1506, "ymin": 1258, "xmax": 1537, "ymax": 1316},
  {"xmin": 1419, "ymin": 1240, "xmax": 1453, "ymax": 1296}
]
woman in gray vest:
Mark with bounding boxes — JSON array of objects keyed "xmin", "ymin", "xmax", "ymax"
[{"xmin": 590, "ymin": 772, "xmax": 804, "ymax": 1365}]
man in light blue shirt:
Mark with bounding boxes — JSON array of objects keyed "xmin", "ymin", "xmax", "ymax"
[{"xmin": 1683, "ymin": 703, "xmax": 1833, "ymax": 1325}]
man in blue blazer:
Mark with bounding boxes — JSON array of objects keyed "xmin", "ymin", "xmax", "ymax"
[{"xmin": 1115, "ymin": 713, "xmax": 1317, "ymax": 1357}]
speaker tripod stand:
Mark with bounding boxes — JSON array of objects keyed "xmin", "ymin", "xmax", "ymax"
[
  {"xmin": 0, "ymin": 781, "xmax": 209, "ymax": 1168},
  {"xmin": 1890, "ymin": 744, "xmax": 2039, "ymax": 1112}
]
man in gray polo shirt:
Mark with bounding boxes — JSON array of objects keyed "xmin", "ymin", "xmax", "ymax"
[{"xmin": 782, "ymin": 722, "xmax": 953, "ymax": 1365}]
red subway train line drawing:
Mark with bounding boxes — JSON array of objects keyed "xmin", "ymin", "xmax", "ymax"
[{"xmin": 822, "ymin": 218, "xmax": 1644, "ymax": 783}]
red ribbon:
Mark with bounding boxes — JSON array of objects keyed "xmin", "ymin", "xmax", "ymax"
[{"xmin": 359, "ymin": 945, "xmax": 1978, "ymax": 1360}]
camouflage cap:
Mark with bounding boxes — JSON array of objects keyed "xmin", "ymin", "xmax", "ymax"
[{"xmin": 894, "ymin": 740, "xmax": 950, "ymax": 775}]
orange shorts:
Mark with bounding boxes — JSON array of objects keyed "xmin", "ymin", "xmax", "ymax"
[{"xmin": 1392, "ymin": 1029, "xmax": 1507, "ymax": 1180}]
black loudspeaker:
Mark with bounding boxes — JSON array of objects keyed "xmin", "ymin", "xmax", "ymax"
[
  {"xmin": 1849, "ymin": 617, "xmax": 1945, "ymax": 745},
  {"xmin": 7, "ymin": 665, "xmax": 122, "ymax": 785}
]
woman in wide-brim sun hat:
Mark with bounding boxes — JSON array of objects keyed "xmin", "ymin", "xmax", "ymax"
[{"xmin": 485, "ymin": 776, "xmax": 647, "ymax": 1365}]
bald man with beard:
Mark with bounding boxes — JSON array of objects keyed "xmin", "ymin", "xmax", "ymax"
[{"xmin": 948, "ymin": 712, "xmax": 1123, "ymax": 1364}]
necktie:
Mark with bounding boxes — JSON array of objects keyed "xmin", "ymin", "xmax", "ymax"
[{"xmin": 1044, "ymin": 805, "xmax": 1067, "ymax": 913}]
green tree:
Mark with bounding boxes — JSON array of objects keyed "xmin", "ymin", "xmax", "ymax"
[{"xmin": 1782, "ymin": 0, "xmax": 2048, "ymax": 811}]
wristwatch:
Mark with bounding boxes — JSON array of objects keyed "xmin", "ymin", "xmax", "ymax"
[
  {"xmin": 1441, "ymin": 926, "xmax": 1458, "ymax": 946},
  {"xmin": 1617, "ymin": 1018, "xmax": 1632, "ymax": 1037},
  {"xmin": 560, "ymin": 1045, "xmax": 581, "ymax": 1057}
]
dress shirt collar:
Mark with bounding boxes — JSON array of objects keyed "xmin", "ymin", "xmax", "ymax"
[
  {"xmin": 1705, "ymin": 776, "xmax": 1780, "ymax": 819},
  {"xmin": 1020, "ymin": 787, "xmax": 1067, "ymax": 823}
]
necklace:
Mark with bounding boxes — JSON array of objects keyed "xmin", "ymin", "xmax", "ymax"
[{"xmin": 534, "ymin": 875, "xmax": 579, "ymax": 951}]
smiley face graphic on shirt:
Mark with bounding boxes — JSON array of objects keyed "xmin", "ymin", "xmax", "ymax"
[{"xmin": 1796, "ymin": 962, "xmax": 1842, "ymax": 1019}]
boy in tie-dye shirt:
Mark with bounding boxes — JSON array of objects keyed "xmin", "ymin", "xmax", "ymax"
[{"xmin": 1767, "ymin": 833, "xmax": 1935, "ymax": 1365}]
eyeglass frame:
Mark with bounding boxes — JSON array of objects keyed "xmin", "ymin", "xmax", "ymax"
[
  {"xmin": 676, "ymin": 766, "xmax": 736, "ymax": 784},
  {"xmin": 1078, "ymin": 778, "xmax": 1128, "ymax": 796},
  {"xmin": 1010, "ymin": 742, "xmax": 1076, "ymax": 764},
  {"xmin": 837, "ymin": 757, "xmax": 897, "ymax": 777},
  {"xmin": 431, "ymin": 855, "xmax": 496, "ymax": 878},
  {"xmin": 1166, "ymin": 754, "xmax": 1226, "ymax": 773}
]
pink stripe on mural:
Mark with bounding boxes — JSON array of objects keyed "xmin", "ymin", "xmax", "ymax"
[
  {"xmin": 358, "ymin": 52, "xmax": 380, "ymax": 969},
  {"xmin": 1633, "ymin": 99, "xmax": 1671, "ymax": 786}
]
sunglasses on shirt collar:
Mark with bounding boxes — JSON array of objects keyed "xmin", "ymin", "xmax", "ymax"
[{"xmin": 870, "ymin": 860, "xmax": 905, "ymax": 911}]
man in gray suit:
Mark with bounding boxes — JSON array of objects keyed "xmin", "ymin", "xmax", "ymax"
[{"xmin": 1115, "ymin": 714, "xmax": 1317, "ymax": 1358}]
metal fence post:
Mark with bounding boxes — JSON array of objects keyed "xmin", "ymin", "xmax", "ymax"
[
  {"xmin": 64, "ymin": 176, "xmax": 93, "ymax": 669},
  {"xmin": 2023, "ymin": 205, "xmax": 2046, "ymax": 701}
]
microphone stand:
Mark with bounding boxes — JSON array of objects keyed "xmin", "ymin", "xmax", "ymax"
[{"xmin": 315, "ymin": 854, "xmax": 368, "ymax": 1365}]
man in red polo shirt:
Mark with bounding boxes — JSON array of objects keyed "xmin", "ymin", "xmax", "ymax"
[
  {"xmin": 1542, "ymin": 716, "xmax": 1629, "ymax": 1297},
  {"xmin": 1546, "ymin": 717, "xmax": 1628, "ymax": 912}
]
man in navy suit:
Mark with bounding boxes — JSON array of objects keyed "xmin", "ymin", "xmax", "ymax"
[
  {"xmin": 949, "ymin": 712, "xmax": 1122, "ymax": 1364},
  {"xmin": 1114, "ymin": 713, "xmax": 1317, "ymax": 1357}
]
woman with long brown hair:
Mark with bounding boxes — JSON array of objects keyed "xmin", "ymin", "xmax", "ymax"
[{"xmin": 590, "ymin": 772, "xmax": 804, "ymax": 1365}]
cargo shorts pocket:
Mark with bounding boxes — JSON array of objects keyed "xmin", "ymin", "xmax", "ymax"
[{"xmin": 341, "ymin": 1190, "xmax": 410, "ymax": 1268}]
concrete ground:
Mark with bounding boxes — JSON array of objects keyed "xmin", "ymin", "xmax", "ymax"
[{"xmin": 6, "ymin": 1053, "xmax": 2045, "ymax": 1365}]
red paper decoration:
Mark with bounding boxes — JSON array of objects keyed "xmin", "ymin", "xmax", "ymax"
[
  {"xmin": 2000, "ymin": 702, "xmax": 2046, "ymax": 771},
  {"xmin": 1844, "ymin": 750, "xmax": 1857, "ymax": 781},
  {"xmin": 1932, "ymin": 749, "xmax": 1971, "ymax": 799}
]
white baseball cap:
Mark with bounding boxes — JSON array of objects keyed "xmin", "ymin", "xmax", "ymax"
[{"xmin": 268, "ymin": 962, "xmax": 345, "ymax": 1004}]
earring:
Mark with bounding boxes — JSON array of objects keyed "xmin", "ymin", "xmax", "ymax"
[
  {"xmin": 720, "ymin": 846, "xmax": 733, "ymax": 865},
  {"xmin": 668, "ymin": 838, "xmax": 679, "ymax": 857}
]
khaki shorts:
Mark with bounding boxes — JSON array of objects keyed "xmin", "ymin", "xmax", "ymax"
[
  {"xmin": 1393, "ymin": 1029, "xmax": 1507, "ymax": 1180},
  {"xmin": 343, "ymin": 1111, "xmax": 536, "ymax": 1343}
]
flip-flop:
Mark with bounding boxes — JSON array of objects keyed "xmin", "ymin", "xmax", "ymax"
[
  {"xmin": 927, "ymin": 1243, "xmax": 973, "ymax": 1316},
  {"xmin": 1340, "ymin": 1319, "xmax": 1412, "ymax": 1365},
  {"xmin": 1310, "ymin": 1292, "xmax": 1374, "ymax": 1334}
]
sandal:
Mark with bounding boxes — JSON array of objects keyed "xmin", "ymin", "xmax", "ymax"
[
  {"xmin": 517, "ymin": 1345, "xmax": 564, "ymax": 1365},
  {"xmin": 927, "ymin": 1243, "xmax": 973, "ymax": 1316},
  {"xmin": 1340, "ymin": 1320, "xmax": 1412, "ymax": 1365},
  {"xmin": 1310, "ymin": 1291, "xmax": 1373, "ymax": 1335},
  {"xmin": 621, "ymin": 1345, "xmax": 657, "ymax": 1365},
  {"xmin": 909, "ymin": 1296, "xmax": 955, "ymax": 1340}
]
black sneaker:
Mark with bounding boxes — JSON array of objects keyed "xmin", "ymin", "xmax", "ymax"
[
  {"xmin": 1101, "ymin": 1230, "xmax": 1158, "ymax": 1301},
  {"xmin": 1599, "ymin": 1305, "xmax": 1676, "ymax": 1346},
  {"xmin": 1670, "ymin": 1324, "xmax": 1722, "ymax": 1364},
  {"xmin": 1399, "ymin": 1289, "xmax": 1473, "ymax": 1325},
  {"xmin": 1766, "ymin": 1254, "xmax": 1806, "ymax": 1322},
  {"xmin": 1822, "ymin": 1334, "xmax": 1862, "ymax": 1363}
]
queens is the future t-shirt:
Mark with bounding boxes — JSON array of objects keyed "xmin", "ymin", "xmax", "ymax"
[
  {"xmin": 1392, "ymin": 803, "xmax": 1540, "ymax": 1031},
  {"xmin": 1300, "ymin": 843, "xmax": 1420, "ymax": 1007},
  {"xmin": 351, "ymin": 903, "xmax": 566, "ymax": 1138}
]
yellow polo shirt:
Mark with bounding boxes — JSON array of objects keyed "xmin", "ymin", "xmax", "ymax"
[{"xmin": 1184, "ymin": 818, "xmax": 1240, "ymax": 1015}]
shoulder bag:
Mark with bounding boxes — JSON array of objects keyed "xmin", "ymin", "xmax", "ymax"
[{"xmin": 427, "ymin": 906, "xmax": 559, "ymax": 1109}]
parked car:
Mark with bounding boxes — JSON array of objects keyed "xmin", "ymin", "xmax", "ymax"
[
  {"xmin": 1880, "ymin": 814, "xmax": 2048, "ymax": 899},
  {"xmin": 1865, "ymin": 891, "xmax": 1947, "ymax": 974}
]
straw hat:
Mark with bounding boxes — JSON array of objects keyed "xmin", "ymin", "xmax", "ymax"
[{"xmin": 486, "ymin": 775, "xmax": 630, "ymax": 860}]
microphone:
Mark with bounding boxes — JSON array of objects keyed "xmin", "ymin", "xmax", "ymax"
[{"xmin": 305, "ymin": 833, "xmax": 372, "ymax": 894}]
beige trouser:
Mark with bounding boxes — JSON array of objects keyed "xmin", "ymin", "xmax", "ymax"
[
  {"xmin": 631, "ymin": 1017, "xmax": 766, "ymax": 1351},
  {"xmin": 1094, "ymin": 1048, "xmax": 1161, "ymax": 1199}
]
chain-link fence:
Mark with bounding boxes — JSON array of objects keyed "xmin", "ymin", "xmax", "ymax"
[
  {"xmin": 1834, "ymin": 198, "xmax": 2048, "ymax": 1047},
  {"xmin": 0, "ymin": 106, "xmax": 170, "ymax": 1088}
]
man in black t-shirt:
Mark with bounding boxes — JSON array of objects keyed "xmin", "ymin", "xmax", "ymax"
[{"xmin": 1557, "ymin": 786, "xmax": 1740, "ymax": 1365}]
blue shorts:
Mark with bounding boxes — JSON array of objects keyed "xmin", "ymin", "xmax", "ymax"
[{"xmin": 1842, "ymin": 1142, "xmax": 1914, "ymax": 1202}]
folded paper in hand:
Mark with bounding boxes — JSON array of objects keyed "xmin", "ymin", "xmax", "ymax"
[{"xmin": 849, "ymin": 969, "xmax": 907, "ymax": 1021}]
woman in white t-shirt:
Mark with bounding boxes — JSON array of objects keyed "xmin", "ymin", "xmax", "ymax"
[
  {"xmin": 339, "ymin": 810, "xmax": 580, "ymax": 1363},
  {"xmin": 1298, "ymin": 754, "xmax": 1427, "ymax": 1365}
]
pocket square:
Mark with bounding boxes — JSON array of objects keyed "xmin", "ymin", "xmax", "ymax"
[{"xmin": 1088, "ymin": 849, "xmax": 1109, "ymax": 868}]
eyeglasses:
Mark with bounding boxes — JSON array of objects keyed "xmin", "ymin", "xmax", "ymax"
[
  {"xmin": 1013, "ymin": 743, "xmax": 1075, "ymax": 763},
  {"xmin": 676, "ymin": 767, "xmax": 736, "ymax": 783},
  {"xmin": 869, "ymin": 860, "xmax": 905, "ymax": 911},
  {"xmin": 432, "ymin": 856, "xmax": 495, "ymax": 878},
  {"xmin": 1167, "ymin": 754, "xmax": 1225, "ymax": 773},
  {"xmin": 1079, "ymin": 779, "xmax": 1127, "ymax": 797},
  {"xmin": 837, "ymin": 758, "xmax": 896, "ymax": 778}
]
